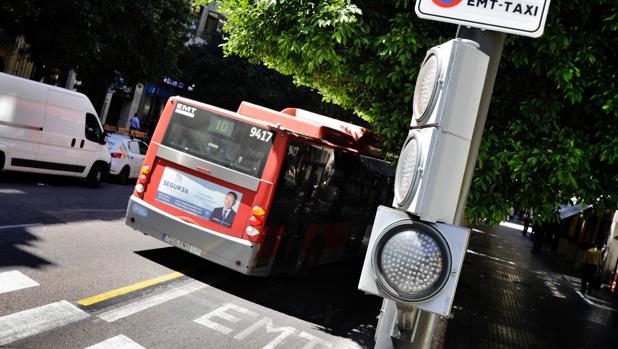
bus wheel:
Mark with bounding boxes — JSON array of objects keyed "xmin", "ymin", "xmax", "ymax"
[{"xmin": 297, "ymin": 239, "xmax": 322, "ymax": 276}]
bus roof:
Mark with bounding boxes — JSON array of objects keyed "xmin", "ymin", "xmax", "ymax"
[{"xmin": 236, "ymin": 101, "xmax": 378, "ymax": 154}]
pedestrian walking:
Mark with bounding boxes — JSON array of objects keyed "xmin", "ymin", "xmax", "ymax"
[
  {"xmin": 581, "ymin": 243, "xmax": 603, "ymax": 295},
  {"xmin": 522, "ymin": 212, "xmax": 532, "ymax": 236},
  {"xmin": 130, "ymin": 113, "xmax": 141, "ymax": 131}
]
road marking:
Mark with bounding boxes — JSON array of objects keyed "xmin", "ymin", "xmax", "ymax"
[
  {"xmin": 298, "ymin": 331, "xmax": 334, "ymax": 348},
  {"xmin": 195, "ymin": 303, "xmax": 259, "ymax": 335},
  {"xmin": 0, "ymin": 189, "xmax": 26, "ymax": 194},
  {"xmin": 84, "ymin": 334, "xmax": 146, "ymax": 349},
  {"xmin": 196, "ymin": 303, "xmax": 338, "ymax": 349},
  {"xmin": 0, "ymin": 223, "xmax": 43, "ymax": 230},
  {"xmin": 0, "ymin": 270, "xmax": 39, "ymax": 294},
  {"xmin": 0, "ymin": 300, "xmax": 89, "ymax": 346},
  {"xmin": 98, "ymin": 281, "xmax": 206, "ymax": 322},
  {"xmin": 77, "ymin": 272, "xmax": 184, "ymax": 306}
]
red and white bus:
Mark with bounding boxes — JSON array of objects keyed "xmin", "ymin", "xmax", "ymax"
[{"xmin": 125, "ymin": 97, "xmax": 393, "ymax": 276}]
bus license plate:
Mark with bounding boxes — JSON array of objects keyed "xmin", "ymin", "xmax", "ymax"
[{"xmin": 162, "ymin": 234, "xmax": 202, "ymax": 256}]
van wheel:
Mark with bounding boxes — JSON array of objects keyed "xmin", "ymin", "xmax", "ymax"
[
  {"xmin": 117, "ymin": 166, "xmax": 130, "ymax": 185},
  {"xmin": 87, "ymin": 163, "xmax": 104, "ymax": 188}
]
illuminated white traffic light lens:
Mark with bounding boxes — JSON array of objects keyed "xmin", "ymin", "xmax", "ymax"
[
  {"xmin": 395, "ymin": 133, "xmax": 421, "ymax": 207},
  {"xmin": 413, "ymin": 52, "xmax": 440, "ymax": 122},
  {"xmin": 374, "ymin": 222, "xmax": 451, "ymax": 301}
]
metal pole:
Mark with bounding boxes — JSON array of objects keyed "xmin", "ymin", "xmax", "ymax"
[
  {"xmin": 374, "ymin": 27, "xmax": 505, "ymax": 349},
  {"xmin": 453, "ymin": 28, "xmax": 506, "ymax": 227},
  {"xmin": 432, "ymin": 27, "xmax": 506, "ymax": 349}
]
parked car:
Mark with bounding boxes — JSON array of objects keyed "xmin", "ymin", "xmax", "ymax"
[
  {"xmin": 105, "ymin": 133, "xmax": 148, "ymax": 184},
  {"xmin": 0, "ymin": 72, "xmax": 111, "ymax": 187}
]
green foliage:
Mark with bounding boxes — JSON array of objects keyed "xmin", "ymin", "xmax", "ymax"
[
  {"xmin": 178, "ymin": 43, "xmax": 357, "ymax": 121},
  {"xmin": 0, "ymin": 0, "xmax": 36, "ymax": 46},
  {"xmin": 1, "ymin": 0, "xmax": 192, "ymax": 91},
  {"xmin": 220, "ymin": 0, "xmax": 450, "ymax": 151},
  {"xmin": 219, "ymin": 0, "xmax": 618, "ymax": 225}
]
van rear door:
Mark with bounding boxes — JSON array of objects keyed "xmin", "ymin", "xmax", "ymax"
[{"xmin": 0, "ymin": 73, "xmax": 46, "ymax": 162}]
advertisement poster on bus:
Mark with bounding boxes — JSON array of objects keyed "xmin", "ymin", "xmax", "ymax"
[{"xmin": 155, "ymin": 167, "xmax": 242, "ymax": 228}]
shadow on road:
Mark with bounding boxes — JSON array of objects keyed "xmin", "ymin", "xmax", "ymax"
[
  {"xmin": 0, "ymin": 226, "xmax": 54, "ymax": 268},
  {"xmin": 0, "ymin": 171, "xmax": 133, "ymax": 226},
  {"xmin": 136, "ymin": 247, "xmax": 380, "ymax": 348}
]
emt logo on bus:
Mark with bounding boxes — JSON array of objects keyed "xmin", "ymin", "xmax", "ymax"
[
  {"xmin": 432, "ymin": 0, "xmax": 462, "ymax": 8},
  {"xmin": 176, "ymin": 103, "xmax": 197, "ymax": 117}
]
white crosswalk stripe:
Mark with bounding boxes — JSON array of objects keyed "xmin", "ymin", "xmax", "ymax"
[
  {"xmin": 84, "ymin": 334, "xmax": 146, "ymax": 349},
  {"xmin": 97, "ymin": 281, "xmax": 206, "ymax": 322},
  {"xmin": 0, "ymin": 270, "xmax": 39, "ymax": 294},
  {"xmin": 0, "ymin": 300, "xmax": 90, "ymax": 346}
]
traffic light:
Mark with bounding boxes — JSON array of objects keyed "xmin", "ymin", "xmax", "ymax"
[
  {"xmin": 358, "ymin": 205, "xmax": 470, "ymax": 316},
  {"xmin": 358, "ymin": 39, "xmax": 486, "ymax": 319},
  {"xmin": 394, "ymin": 39, "xmax": 489, "ymax": 223}
]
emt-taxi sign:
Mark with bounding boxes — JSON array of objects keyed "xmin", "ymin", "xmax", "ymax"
[{"xmin": 415, "ymin": 0, "xmax": 551, "ymax": 38}]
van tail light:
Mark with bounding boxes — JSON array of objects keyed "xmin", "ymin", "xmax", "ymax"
[
  {"xmin": 245, "ymin": 206, "xmax": 266, "ymax": 242},
  {"xmin": 111, "ymin": 152, "xmax": 123, "ymax": 159},
  {"xmin": 134, "ymin": 165, "xmax": 151, "ymax": 198}
]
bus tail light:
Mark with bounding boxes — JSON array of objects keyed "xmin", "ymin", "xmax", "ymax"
[
  {"xmin": 134, "ymin": 166, "xmax": 151, "ymax": 198},
  {"xmin": 245, "ymin": 226, "xmax": 260, "ymax": 237},
  {"xmin": 252, "ymin": 206, "xmax": 266, "ymax": 216},
  {"xmin": 137, "ymin": 174, "xmax": 148, "ymax": 185},
  {"xmin": 245, "ymin": 206, "xmax": 266, "ymax": 242},
  {"xmin": 249, "ymin": 216, "xmax": 263, "ymax": 226}
]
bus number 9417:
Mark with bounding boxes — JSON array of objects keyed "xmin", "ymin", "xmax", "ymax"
[{"xmin": 250, "ymin": 127, "xmax": 273, "ymax": 142}]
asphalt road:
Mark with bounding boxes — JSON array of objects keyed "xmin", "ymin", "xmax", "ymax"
[{"xmin": 0, "ymin": 171, "xmax": 380, "ymax": 349}]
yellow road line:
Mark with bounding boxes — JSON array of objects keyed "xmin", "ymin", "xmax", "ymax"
[{"xmin": 77, "ymin": 271, "xmax": 184, "ymax": 306}]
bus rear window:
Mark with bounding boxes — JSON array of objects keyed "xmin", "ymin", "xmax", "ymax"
[{"xmin": 161, "ymin": 107, "xmax": 274, "ymax": 178}]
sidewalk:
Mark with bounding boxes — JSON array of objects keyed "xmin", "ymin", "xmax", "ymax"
[{"xmin": 444, "ymin": 222, "xmax": 618, "ymax": 349}]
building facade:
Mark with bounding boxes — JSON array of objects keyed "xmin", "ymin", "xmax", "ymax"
[{"xmin": 101, "ymin": 3, "xmax": 226, "ymax": 136}]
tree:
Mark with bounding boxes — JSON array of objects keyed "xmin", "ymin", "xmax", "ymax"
[
  {"xmin": 0, "ymin": 1, "xmax": 36, "ymax": 46},
  {"xmin": 216, "ymin": 0, "xmax": 618, "ymax": 225},
  {"xmin": 1, "ymin": 0, "xmax": 193, "ymax": 91},
  {"xmin": 179, "ymin": 43, "xmax": 357, "ymax": 122}
]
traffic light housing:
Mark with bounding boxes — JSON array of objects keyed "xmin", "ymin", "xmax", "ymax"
[
  {"xmin": 358, "ymin": 205, "xmax": 470, "ymax": 316},
  {"xmin": 394, "ymin": 39, "xmax": 489, "ymax": 223},
  {"xmin": 410, "ymin": 38, "xmax": 488, "ymax": 136}
]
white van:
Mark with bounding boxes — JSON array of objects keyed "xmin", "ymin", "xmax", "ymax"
[{"xmin": 0, "ymin": 72, "xmax": 111, "ymax": 186}]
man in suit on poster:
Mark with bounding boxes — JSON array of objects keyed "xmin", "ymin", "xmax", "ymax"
[{"xmin": 210, "ymin": 191, "xmax": 238, "ymax": 227}]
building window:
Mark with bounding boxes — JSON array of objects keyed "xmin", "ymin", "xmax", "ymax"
[
  {"xmin": 191, "ymin": 5, "xmax": 204, "ymax": 32},
  {"xmin": 200, "ymin": 10, "xmax": 226, "ymax": 42}
]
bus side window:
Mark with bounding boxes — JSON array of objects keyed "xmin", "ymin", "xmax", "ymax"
[{"xmin": 302, "ymin": 145, "xmax": 329, "ymax": 200}]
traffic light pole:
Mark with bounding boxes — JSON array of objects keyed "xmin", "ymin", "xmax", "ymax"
[
  {"xmin": 373, "ymin": 27, "xmax": 505, "ymax": 349},
  {"xmin": 452, "ymin": 28, "xmax": 506, "ymax": 227}
]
